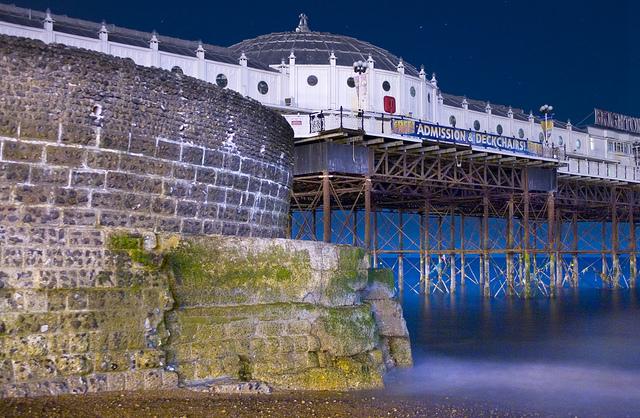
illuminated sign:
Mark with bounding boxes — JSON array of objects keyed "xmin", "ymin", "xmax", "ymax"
[
  {"xmin": 594, "ymin": 109, "xmax": 640, "ymax": 135},
  {"xmin": 391, "ymin": 119, "xmax": 530, "ymax": 153}
]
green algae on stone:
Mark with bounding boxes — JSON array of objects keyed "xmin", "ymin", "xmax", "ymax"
[
  {"xmin": 322, "ymin": 246, "xmax": 368, "ymax": 305},
  {"xmin": 165, "ymin": 237, "xmax": 315, "ymax": 305},
  {"xmin": 314, "ymin": 305, "xmax": 377, "ymax": 357},
  {"xmin": 367, "ymin": 268, "xmax": 394, "ymax": 291},
  {"xmin": 107, "ymin": 232, "xmax": 163, "ymax": 271}
]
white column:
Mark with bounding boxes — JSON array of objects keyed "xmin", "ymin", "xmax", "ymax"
[
  {"xmin": 507, "ymin": 106, "xmax": 514, "ymax": 137},
  {"xmin": 528, "ymin": 111, "xmax": 535, "ymax": 140},
  {"xmin": 43, "ymin": 9, "xmax": 54, "ymax": 44},
  {"xmin": 366, "ymin": 55, "xmax": 375, "ymax": 112},
  {"xmin": 397, "ymin": 59, "xmax": 405, "ymax": 116},
  {"xmin": 98, "ymin": 22, "xmax": 109, "ymax": 54},
  {"xmin": 278, "ymin": 59, "xmax": 287, "ymax": 106},
  {"xmin": 239, "ymin": 52, "xmax": 248, "ymax": 96},
  {"xmin": 288, "ymin": 51, "xmax": 296, "ymax": 106},
  {"xmin": 462, "ymin": 97, "xmax": 469, "ymax": 129},
  {"xmin": 485, "ymin": 102, "xmax": 492, "ymax": 133},
  {"xmin": 418, "ymin": 66, "xmax": 427, "ymax": 120},
  {"xmin": 196, "ymin": 42, "xmax": 205, "ymax": 80},
  {"xmin": 430, "ymin": 73, "xmax": 438, "ymax": 123},
  {"xmin": 329, "ymin": 52, "xmax": 337, "ymax": 109},
  {"xmin": 149, "ymin": 31, "xmax": 159, "ymax": 67}
]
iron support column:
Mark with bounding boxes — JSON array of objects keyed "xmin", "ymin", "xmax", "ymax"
[
  {"xmin": 322, "ymin": 171, "xmax": 331, "ymax": 243},
  {"xmin": 506, "ymin": 196, "xmax": 515, "ymax": 296}
]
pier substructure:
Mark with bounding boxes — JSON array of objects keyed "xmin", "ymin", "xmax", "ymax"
[{"xmin": 290, "ymin": 131, "xmax": 640, "ymax": 297}]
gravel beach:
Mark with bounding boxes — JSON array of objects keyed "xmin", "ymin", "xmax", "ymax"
[{"xmin": 0, "ymin": 389, "xmax": 545, "ymax": 418}]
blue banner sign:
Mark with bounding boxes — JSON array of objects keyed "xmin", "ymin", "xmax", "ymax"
[{"xmin": 391, "ymin": 119, "xmax": 530, "ymax": 154}]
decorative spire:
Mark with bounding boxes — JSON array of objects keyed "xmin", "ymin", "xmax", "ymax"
[
  {"xmin": 431, "ymin": 72, "xmax": 438, "ymax": 87},
  {"xmin": 239, "ymin": 52, "xmax": 248, "ymax": 67},
  {"xmin": 296, "ymin": 13, "xmax": 310, "ymax": 32},
  {"xmin": 98, "ymin": 20, "xmax": 108, "ymax": 42},
  {"xmin": 567, "ymin": 119, "xmax": 573, "ymax": 130},
  {"xmin": 44, "ymin": 8, "xmax": 54, "ymax": 24},
  {"xmin": 462, "ymin": 96, "xmax": 468, "ymax": 110},
  {"xmin": 485, "ymin": 101, "xmax": 492, "ymax": 113},
  {"xmin": 196, "ymin": 41, "xmax": 205, "ymax": 59},
  {"xmin": 366, "ymin": 54, "xmax": 375, "ymax": 69},
  {"xmin": 507, "ymin": 106, "xmax": 513, "ymax": 118},
  {"xmin": 149, "ymin": 31, "xmax": 159, "ymax": 50},
  {"xmin": 329, "ymin": 51, "xmax": 336, "ymax": 65},
  {"xmin": 528, "ymin": 110, "xmax": 535, "ymax": 121},
  {"xmin": 419, "ymin": 65, "xmax": 426, "ymax": 77}
]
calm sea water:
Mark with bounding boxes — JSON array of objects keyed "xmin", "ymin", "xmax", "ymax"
[{"xmin": 384, "ymin": 288, "xmax": 640, "ymax": 417}]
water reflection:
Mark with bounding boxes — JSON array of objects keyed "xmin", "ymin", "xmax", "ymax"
[{"xmin": 388, "ymin": 288, "xmax": 640, "ymax": 417}]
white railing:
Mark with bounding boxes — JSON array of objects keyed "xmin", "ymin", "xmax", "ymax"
[
  {"xmin": 560, "ymin": 158, "xmax": 640, "ymax": 182},
  {"xmin": 293, "ymin": 109, "xmax": 640, "ymax": 183}
]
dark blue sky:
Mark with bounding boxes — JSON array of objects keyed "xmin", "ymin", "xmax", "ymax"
[{"xmin": 12, "ymin": 0, "xmax": 638, "ymax": 126}]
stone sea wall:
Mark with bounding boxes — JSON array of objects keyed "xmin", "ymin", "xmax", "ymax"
[
  {"xmin": 164, "ymin": 236, "xmax": 412, "ymax": 391},
  {"xmin": 0, "ymin": 35, "xmax": 293, "ymax": 238},
  {"xmin": 0, "ymin": 231, "xmax": 411, "ymax": 397}
]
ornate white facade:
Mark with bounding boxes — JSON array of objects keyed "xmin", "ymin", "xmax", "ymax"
[{"xmin": 1, "ymin": 5, "xmax": 638, "ymax": 182}]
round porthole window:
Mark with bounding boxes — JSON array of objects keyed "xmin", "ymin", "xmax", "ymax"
[
  {"xmin": 216, "ymin": 73, "xmax": 228, "ymax": 88},
  {"xmin": 427, "ymin": 93, "xmax": 431, "ymax": 103},
  {"xmin": 171, "ymin": 66, "xmax": 183, "ymax": 75},
  {"xmin": 473, "ymin": 120, "xmax": 480, "ymax": 131},
  {"xmin": 496, "ymin": 124, "xmax": 503, "ymax": 135},
  {"xmin": 576, "ymin": 139, "xmax": 582, "ymax": 149},
  {"xmin": 539, "ymin": 132, "xmax": 544, "ymax": 141},
  {"xmin": 558, "ymin": 136, "xmax": 564, "ymax": 146},
  {"xmin": 307, "ymin": 75, "xmax": 318, "ymax": 86},
  {"xmin": 347, "ymin": 77, "xmax": 355, "ymax": 88},
  {"xmin": 518, "ymin": 128, "xmax": 525, "ymax": 139},
  {"xmin": 449, "ymin": 115, "xmax": 457, "ymax": 127},
  {"xmin": 382, "ymin": 81, "xmax": 391, "ymax": 92},
  {"xmin": 257, "ymin": 81, "xmax": 269, "ymax": 95},
  {"xmin": 410, "ymin": 86, "xmax": 416, "ymax": 97}
]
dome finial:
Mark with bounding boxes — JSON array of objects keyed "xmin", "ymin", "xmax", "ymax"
[{"xmin": 296, "ymin": 13, "xmax": 310, "ymax": 32}]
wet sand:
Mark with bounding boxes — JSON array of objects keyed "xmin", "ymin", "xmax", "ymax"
[{"xmin": 0, "ymin": 389, "xmax": 544, "ymax": 417}]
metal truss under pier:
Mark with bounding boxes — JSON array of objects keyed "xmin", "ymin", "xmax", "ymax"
[{"xmin": 288, "ymin": 128, "xmax": 640, "ymax": 298}]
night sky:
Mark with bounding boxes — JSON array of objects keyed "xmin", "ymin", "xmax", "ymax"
[{"xmin": 9, "ymin": 0, "xmax": 638, "ymax": 126}]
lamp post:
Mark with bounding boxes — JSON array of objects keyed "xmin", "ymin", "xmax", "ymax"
[
  {"xmin": 353, "ymin": 60, "xmax": 369, "ymax": 115},
  {"xmin": 539, "ymin": 104, "xmax": 554, "ymax": 147}
]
